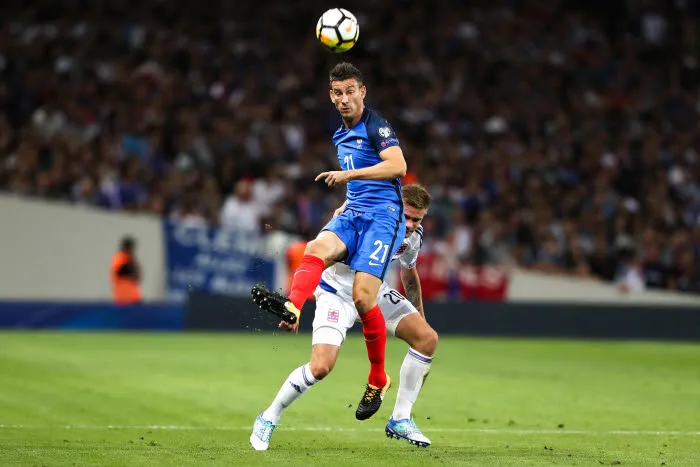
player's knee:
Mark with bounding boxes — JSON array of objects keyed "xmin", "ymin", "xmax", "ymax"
[
  {"xmin": 304, "ymin": 239, "xmax": 324, "ymax": 258},
  {"xmin": 416, "ymin": 327, "xmax": 439, "ymax": 357},
  {"xmin": 353, "ymin": 290, "xmax": 375, "ymax": 314},
  {"xmin": 309, "ymin": 360, "xmax": 334, "ymax": 380},
  {"xmin": 304, "ymin": 238, "xmax": 336, "ymax": 264}
]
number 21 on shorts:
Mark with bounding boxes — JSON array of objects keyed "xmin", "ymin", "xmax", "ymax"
[{"xmin": 369, "ymin": 240, "xmax": 389, "ymax": 266}]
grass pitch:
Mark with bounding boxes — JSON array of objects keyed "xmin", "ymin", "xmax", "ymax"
[{"xmin": 0, "ymin": 331, "xmax": 699, "ymax": 466}]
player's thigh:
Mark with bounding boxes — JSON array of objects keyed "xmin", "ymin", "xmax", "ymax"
[
  {"xmin": 377, "ymin": 285, "xmax": 420, "ymax": 337},
  {"xmin": 312, "ymin": 288, "xmax": 358, "ymax": 347},
  {"xmin": 308, "ymin": 230, "xmax": 349, "ymax": 265},
  {"xmin": 349, "ymin": 213, "xmax": 406, "ymax": 281},
  {"xmin": 318, "ymin": 211, "xmax": 359, "ymax": 263}
]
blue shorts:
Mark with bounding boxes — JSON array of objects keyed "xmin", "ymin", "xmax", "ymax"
[{"xmin": 322, "ymin": 209, "xmax": 406, "ymax": 280}]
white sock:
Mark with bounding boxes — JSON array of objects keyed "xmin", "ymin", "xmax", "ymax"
[
  {"xmin": 262, "ymin": 363, "xmax": 318, "ymax": 424},
  {"xmin": 392, "ymin": 348, "xmax": 433, "ymax": 421}
]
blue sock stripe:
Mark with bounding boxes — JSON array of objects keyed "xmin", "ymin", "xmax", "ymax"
[
  {"xmin": 408, "ymin": 348, "xmax": 433, "ymax": 364},
  {"xmin": 301, "ymin": 365, "xmax": 314, "ymax": 386}
]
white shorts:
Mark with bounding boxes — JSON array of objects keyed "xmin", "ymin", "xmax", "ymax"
[{"xmin": 311, "ymin": 283, "xmax": 419, "ymax": 347}]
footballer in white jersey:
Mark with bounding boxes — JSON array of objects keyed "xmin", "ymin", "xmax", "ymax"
[{"xmin": 251, "ymin": 184, "xmax": 438, "ymax": 451}]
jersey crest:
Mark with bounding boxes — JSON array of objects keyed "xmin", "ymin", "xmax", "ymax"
[{"xmin": 394, "ymin": 242, "xmax": 408, "ymax": 257}]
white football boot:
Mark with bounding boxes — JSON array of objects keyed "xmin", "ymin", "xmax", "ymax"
[
  {"xmin": 250, "ymin": 414, "xmax": 277, "ymax": 451},
  {"xmin": 385, "ymin": 417, "xmax": 431, "ymax": 447}
]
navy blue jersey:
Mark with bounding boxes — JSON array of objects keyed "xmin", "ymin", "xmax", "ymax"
[{"xmin": 332, "ymin": 108, "xmax": 403, "ymax": 220}]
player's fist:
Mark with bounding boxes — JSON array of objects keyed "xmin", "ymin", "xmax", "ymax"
[
  {"xmin": 315, "ymin": 170, "xmax": 350, "ymax": 187},
  {"xmin": 333, "ymin": 206, "xmax": 345, "ymax": 217},
  {"xmin": 278, "ymin": 320, "xmax": 299, "ymax": 334}
]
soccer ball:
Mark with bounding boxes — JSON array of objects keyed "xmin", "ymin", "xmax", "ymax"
[{"xmin": 316, "ymin": 8, "xmax": 359, "ymax": 53}]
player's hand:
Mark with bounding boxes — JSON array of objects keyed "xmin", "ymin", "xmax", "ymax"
[
  {"xmin": 333, "ymin": 206, "xmax": 345, "ymax": 217},
  {"xmin": 278, "ymin": 320, "xmax": 299, "ymax": 334},
  {"xmin": 316, "ymin": 170, "xmax": 350, "ymax": 187}
]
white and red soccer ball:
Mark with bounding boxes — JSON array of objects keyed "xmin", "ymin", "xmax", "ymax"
[{"xmin": 316, "ymin": 8, "xmax": 359, "ymax": 53}]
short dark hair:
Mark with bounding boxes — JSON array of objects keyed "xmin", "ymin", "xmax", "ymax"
[
  {"xmin": 329, "ymin": 62, "xmax": 363, "ymax": 86},
  {"xmin": 403, "ymin": 184, "xmax": 431, "ymax": 210}
]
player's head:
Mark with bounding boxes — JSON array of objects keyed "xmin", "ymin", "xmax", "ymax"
[
  {"xmin": 402, "ymin": 183, "xmax": 431, "ymax": 238},
  {"xmin": 329, "ymin": 62, "xmax": 366, "ymax": 123}
]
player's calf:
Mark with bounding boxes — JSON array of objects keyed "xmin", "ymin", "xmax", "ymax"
[
  {"xmin": 286, "ymin": 231, "xmax": 346, "ymax": 310},
  {"xmin": 358, "ymin": 304, "xmax": 388, "ymax": 388},
  {"xmin": 390, "ymin": 314, "xmax": 437, "ymax": 428},
  {"xmin": 353, "ymin": 274, "xmax": 388, "ymax": 389}
]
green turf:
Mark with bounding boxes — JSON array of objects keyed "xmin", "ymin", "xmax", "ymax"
[{"xmin": 0, "ymin": 332, "xmax": 698, "ymax": 466}]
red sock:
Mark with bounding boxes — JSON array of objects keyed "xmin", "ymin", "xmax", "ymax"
[
  {"xmin": 359, "ymin": 305, "xmax": 387, "ymax": 388},
  {"xmin": 288, "ymin": 255, "xmax": 325, "ymax": 310}
]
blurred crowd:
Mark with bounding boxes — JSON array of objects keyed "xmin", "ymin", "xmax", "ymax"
[{"xmin": 1, "ymin": 0, "xmax": 699, "ymax": 294}]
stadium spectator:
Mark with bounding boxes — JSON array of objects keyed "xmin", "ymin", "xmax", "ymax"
[
  {"xmin": 111, "ymin": 236, "xmax": 142, "ymax": 305},
  {"xmin": 220, "ymin": 178, "xmax": 265, "ymax": 234}
]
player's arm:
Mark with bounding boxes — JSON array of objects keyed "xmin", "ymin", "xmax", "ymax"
[
  {"xmin": 316, "ymin": 118, "xmax": 407, "ymax": 186},
  {"xmin": 400, "ymin": 264, "xmax": 425, "ymax": 319},
  {"xmin": 316, "ymin": 147, "xmax": 407, "ymax": 186},
  {"xmin": 346, "ymin": 146, "xmax": 407, "ymax": 181}
]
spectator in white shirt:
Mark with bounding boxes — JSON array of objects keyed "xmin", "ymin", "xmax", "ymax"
[
  {"xmin": 220, "ymin": 178, "xmax": 264, "ymax": 234},
  {"xmin": 252, "ymin": 165, "xmax": 287, "ymax": 216}
]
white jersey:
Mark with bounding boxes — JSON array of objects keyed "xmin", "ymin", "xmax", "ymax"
[{"xmin": 319, "ymin": 225, "xmax": 424, "ymax": 301}]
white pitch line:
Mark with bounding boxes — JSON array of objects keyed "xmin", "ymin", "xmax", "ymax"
[{"xmin": 0, "ymin": 425, "xmax": 698, "ymax": 435}]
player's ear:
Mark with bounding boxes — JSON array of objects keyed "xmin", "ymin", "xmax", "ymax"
[
  {"xmin": 329, "ymin": 89, "xmax": 335, "ymax": 102},
  {"xmin": 360, "ymin": 85, "xmax": 366, "ymax": 99}
]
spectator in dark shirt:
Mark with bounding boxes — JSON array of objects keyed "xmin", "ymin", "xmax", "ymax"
[
  {"xmin": 641, "ymin": 244, "xmax": 669, "ymax": 289},
  {"xmin": 587, "ymin": 235, "xmax": 618, "ymax": 282}
]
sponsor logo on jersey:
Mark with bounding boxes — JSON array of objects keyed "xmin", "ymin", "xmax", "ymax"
[
  {"xmin": 380, "ymin": 137, "xmax": 398, "ymax": 147},
  {"xmin": 327, "ymin": 309, "xmax": 339, "ymax": 323},
  {"xmin": 378, "ymin": 126, "xmax": 392, "ymax": 138}
]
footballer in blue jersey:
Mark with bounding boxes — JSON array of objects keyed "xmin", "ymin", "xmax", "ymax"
[
  {"xmin": 252, "ymin": 62, "xmax": 408, "ymax": 422},
  {"xmin": 321, "ymin": 107, "xmax": 407, "ymax": 280}
]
